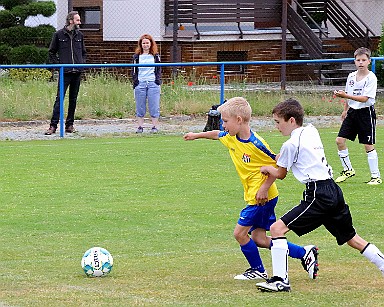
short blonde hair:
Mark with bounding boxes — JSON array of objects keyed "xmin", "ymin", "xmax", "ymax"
[
  {"xmin": 354, "ymin": 47, "xmax": 371, "ymax": 59},
  {"xmin": 217, "ymin": 97, "xmax": 252, "ymax": 123}
]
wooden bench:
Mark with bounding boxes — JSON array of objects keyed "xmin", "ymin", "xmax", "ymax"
[{"xmin": 164, "ymin": 0, "xmax": 281, "ymax": 39}]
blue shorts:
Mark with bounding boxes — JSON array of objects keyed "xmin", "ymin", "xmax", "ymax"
[{"xmin": 237, "ymin": 197, "xmax": 278, "ymax": 231}]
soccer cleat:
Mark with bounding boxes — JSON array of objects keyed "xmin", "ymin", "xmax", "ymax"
[
  {"xmin": 301, "ymin": 245, "xmax": 319, "ymax": 279},
  {"xmin": 335, "ymin": 169, "xmax": 355, "ymax": 183},
  {"xmin": 366, "ymin": 177, "xmax": 382, "ymax": 185},
  {"xmin": 256, "ymin": 276, "xmax": 291, "ymax": 292},
  {"xmin": 234, "ymin": 268, "xmax": 268, "ymax": 280}
]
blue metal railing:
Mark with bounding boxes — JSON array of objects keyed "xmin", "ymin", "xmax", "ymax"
[{"xmin": 1, "ymin": 57, "xmax": 384, "ymax": 137}]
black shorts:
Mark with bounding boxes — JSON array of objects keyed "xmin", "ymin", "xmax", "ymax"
[
  {"xmin": 338, "ymin": 106, "xmax": 376, "ymax": 145},
  {"xmin": 281, "ymin": 179, "xmax": 356, "ymax": 245}
]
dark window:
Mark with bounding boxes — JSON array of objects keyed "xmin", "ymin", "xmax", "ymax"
[
  {"xmin": 74, "ymin": 7, "xmax": 101, "ymax": 30},
  {"xmin": 217, "ymin": 51, "xmax": 247, "ymax": 74}
]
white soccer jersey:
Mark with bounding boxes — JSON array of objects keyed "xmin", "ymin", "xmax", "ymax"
[
  {"xmin": 345, "ymin": 70, "xmax": 377, "ymax": 109},
  {"xmin": 277, "ymin": 124, "xmax": 333, "ymax": 184}
]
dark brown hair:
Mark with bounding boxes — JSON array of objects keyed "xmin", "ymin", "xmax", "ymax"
[{"xmin": 272, "ymin": 98, "xmax": 304, "ymax": 126}]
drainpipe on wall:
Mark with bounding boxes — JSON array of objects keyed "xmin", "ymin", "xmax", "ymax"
[
  {"xmin": 172, "ymin": 0, "xmax": 179, "ymax": 78},
  {"xmin": 281, "ymin": 0, "xmax": 287, "ymax": 91}
]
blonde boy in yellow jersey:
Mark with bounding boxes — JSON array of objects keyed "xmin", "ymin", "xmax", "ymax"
[{"xmin": 184, "ymin": 97, "xmax": 318, "ymax": 280}]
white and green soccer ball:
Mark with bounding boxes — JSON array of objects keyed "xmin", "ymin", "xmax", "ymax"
[{"xmin": 81, "ymin": 247, "xmax": 113, "ymax": 277}]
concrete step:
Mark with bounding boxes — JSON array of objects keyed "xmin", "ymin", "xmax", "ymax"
[
  {"xmin": 321, "ymin": 77, "xmax": 347, "ymax": 85},
  {"xmin": 322, "ymin": 52, "xmax": 353, "ymax": 59}
]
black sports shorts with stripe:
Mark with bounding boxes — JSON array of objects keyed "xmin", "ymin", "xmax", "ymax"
[
  {"xmin": 338, "ymin": 106, "xmax": 376, "ymax": 145},
  {"xmin": 281, "ymin": 179, "xmax": 356, "ymax": 245}
]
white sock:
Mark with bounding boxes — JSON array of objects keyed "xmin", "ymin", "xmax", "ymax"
[
  {"xmin": 367, "ymin": 150, "xmax": 380, "ymax": 178},
  {"xmin": 271, "ymin": 238, "xmax": 289, "ymax": 281},
  {"xmin": 338, "ymin": 149, "xmax": 353, "ymax": 171},
  {"xmin": 361, "ymin": 243, "xmax": 384, "ymax": 275}
]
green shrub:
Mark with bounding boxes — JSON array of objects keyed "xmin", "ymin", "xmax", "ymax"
[
  {"xmin": 8, "ymin": 68, "xmax": 52, "ymax": 81},
  {"xmin": 0, "ymin": 9, "xmax": 15, "ymax": 28},
  {"xmin": 9, "ymin": 45, "xmax": 48, "ymax": 64},
  {"xmin": 0, "ymin": 44, "xmax": 11, "ymax": 63},
  {"xmin": 0, "ymin": 24, "xmax": 55, "ymax": 47},
  {"xmin": 0, "ymin": 0, "xmax": 30, "ymax": 10},
  {"xmin": 374, "ymin": 23, "xmax": 384, "ymax": 86},
  {"xmin": 11, "ymin": 1, "xmax": 56, "ymax": 24}
]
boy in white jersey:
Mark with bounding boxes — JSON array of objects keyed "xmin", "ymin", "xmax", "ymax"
[
  {"xmin": 184, "ymin": 97, "xmax": 318, "ymax": 281},
  {"xmin": 334, "ymin": 47, "xmax": 381, "ymax": 185},
  {"xmin": 256, "ymin": 99, "xmax": 384, "ymax": 292}
]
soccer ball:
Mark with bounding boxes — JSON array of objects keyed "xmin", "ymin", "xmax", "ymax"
[{"xmin": 81, "ymin": 247, "xmax": 113, "ymax": 277}]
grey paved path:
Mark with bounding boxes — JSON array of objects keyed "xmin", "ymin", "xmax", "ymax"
[{"xmin": 0, "ymin": 115, "xmax": 368, "ymax": 141}]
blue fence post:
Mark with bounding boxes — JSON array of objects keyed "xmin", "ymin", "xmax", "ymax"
[
  {"xmin": 219, "ymin": 63, "xmax": 225, "ymax": 130},
  {"xmin": 59, "ymin": 67, "xmax": 65, "ymax": 138},
  {"xmin": 372, "ymin": 59, "xmax": 376, "ymax": 73},
  {"xmin": 220, "ymin": 63, "xmax": 225, "ymax": 104}
]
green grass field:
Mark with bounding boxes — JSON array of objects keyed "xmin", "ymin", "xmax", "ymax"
[{"xmin": 0, "ymin": 128, "xmax": 383, "ymax": 306}]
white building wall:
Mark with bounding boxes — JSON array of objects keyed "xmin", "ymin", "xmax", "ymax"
[
  {"xmin": 54, "ymin": 0, "xmax": 383, "ymax": 40},
  {"xmin": 55, "ymin": 0, "xmax": 69, "ymax": 30},
  {"xmin": 103, "ymin": 0, "xmax": 163, "ymax": 41}
]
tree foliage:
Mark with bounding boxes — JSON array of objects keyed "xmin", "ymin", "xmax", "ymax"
[
  {"xmin": 373, "ymin": 24, "xmax": 384, "ymax": 86},
  {"xmin": 0, "ymin": 0, "xmax": 31, "ymax": 11},
  {"xmin": 0, "ymin": 0, "xmax": 56, "ymax": 64}
]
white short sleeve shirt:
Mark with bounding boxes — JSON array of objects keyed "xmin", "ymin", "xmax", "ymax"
[
  {"xmin": 277, "ymin": 124, "xmax": 333, "ymax": 184},
  {"xmin": 345, "ymin": 70, "xmax": 377, "ymax": 109}
]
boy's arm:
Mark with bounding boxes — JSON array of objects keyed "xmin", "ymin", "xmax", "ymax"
[
  {"xmin": 183, "ymin": 130, "xmax": 220, "ymax": 141},
  {"xmin": 340, "ymin": 100, "xmax": 349, "ymax": 120},
  {"xmin": 334, "ymin": 90, "xmax": 369, "ymax": 103},
  {"xmin": 260, "ymin": 165, "xmax": 288, "ymax": 180},
  {"xmin": 255, "ymin": 173, "xmax": 276, "ymax": 205}
]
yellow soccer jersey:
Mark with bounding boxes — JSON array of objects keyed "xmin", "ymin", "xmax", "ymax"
[{"xmin": 219, "ymin": 130, "xmax": 279, "ymax": 205}]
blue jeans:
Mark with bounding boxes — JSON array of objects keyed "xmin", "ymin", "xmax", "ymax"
[{"xmin": 134, "ymin": 81, "xmax": 160, "ymax": 118}]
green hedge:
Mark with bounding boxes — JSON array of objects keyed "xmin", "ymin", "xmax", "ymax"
[
  {"xmin": 11, "ymin": 1, "xmax": 56, "ymax": 23},
  {"xmin": 0, "ymin": 9, "xmax": 16, "ymax": 28},
  {"xmin": 373, "ymin": 24, "xmax": 384, "ymax": 87},
  {"xmin": 0, "ymin": 24, "xmax": 55, "ymax": 47},
  {"xmin": 0, "ymin": 44, "xmax": 12, "ymax": 63},
  {"xmin": 9, "ymin": 45, "xmax": 49, "ymax": 64},
  {"xmin": 0, "ymin": 0, "xmax": 30, "ymax": 10}
]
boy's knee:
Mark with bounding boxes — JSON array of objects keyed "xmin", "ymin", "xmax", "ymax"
[
  {"xmin": 270, "ymin": 220, "xmax": 286, "ymax": 237},
  {"xmin": 233, "ymin": 228, "xmax": 249, "ymax": 245},
  {"xmin": 233, "ymin": 229, "xmax": 243, "ymax": 241}
]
